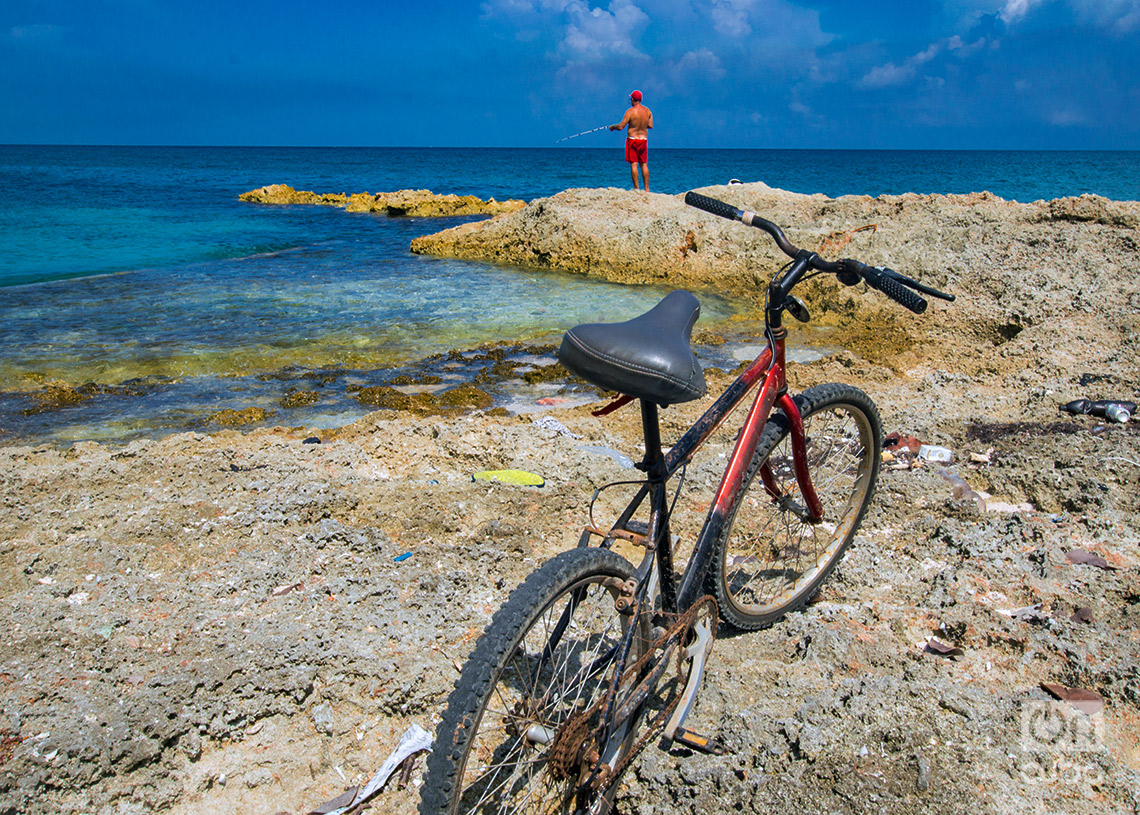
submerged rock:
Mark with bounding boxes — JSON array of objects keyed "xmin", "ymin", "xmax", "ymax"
[
  {"xmin": 354, "ymin": 383, "xmax": 494, "ymax": 414},
  {"xmin": 356, "ymin": 385, "xmax": 439, "ymax": 413},
  {"xmin": 239, "ymin": 184, "xmax": 524, "ymax": 217},
  {"xmin": 280, "ymin": 390, "xmax": 321, "ymax": 409},
  {"xmin": 20, "ymin": 380, "xmax": 153, "ymax": 416},
  {"xmin": 207, "ymin": 406, "xmax": 276, "ymax": 426}
]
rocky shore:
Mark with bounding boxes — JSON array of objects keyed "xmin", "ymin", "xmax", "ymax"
[
  {"xmin": 2, "ymin": 184, "xmax": 1138, "ymax": 815},
  {"xmin": 239, "ymin": 184, "xmax": 525, "ymax": 217}
]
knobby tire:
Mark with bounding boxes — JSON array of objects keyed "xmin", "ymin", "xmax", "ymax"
[{"xmin": 421, "ymin": 547, "xmax": 645, "ymax": 815}]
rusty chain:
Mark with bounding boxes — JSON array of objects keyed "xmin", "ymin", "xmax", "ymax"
[{"xmin": 546, "ymin": 592, "xmax": 719, "ymax": 799}]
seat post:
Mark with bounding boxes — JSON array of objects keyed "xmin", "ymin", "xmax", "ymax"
[
  {"xmin": 639, "ymin": 398, "xmax": 679, "ymax": 610},
  {"xmin": 639, "ymin": 399, "xmax": 665, "ymax": 479}
]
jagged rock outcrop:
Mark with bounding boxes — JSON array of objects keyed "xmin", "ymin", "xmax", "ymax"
[
  {"xmin": 409, "ymin": 182, "xmax": 1140, "ymax": 376},
  {"xmin": 409, "ymin": 183, "xmax": 1138, "ymax": 292},
  {"xmin": 239, "ymin": 184, "xmax": 525, "ymax": 217}
]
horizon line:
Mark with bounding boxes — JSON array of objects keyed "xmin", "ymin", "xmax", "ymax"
[{"xmin": 3, "ymin": 143, "xmax": 1138, "ymax": 152}]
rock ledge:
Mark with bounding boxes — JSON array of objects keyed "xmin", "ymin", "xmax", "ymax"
[{"xmin": 239, "ymin": 184, "xmax": 525, "ymax": 217}]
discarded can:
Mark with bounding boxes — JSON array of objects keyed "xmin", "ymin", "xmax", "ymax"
[
  {"xmin": 1104, "ymin": 404, "xmax": 1131, "ymax": 423},
  {"xmin": 918, "ymin": 444, "xmax": 952, "ymax": 463}
]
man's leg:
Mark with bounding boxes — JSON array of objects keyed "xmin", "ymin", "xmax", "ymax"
[
  {"xmin": 641, "ymin": 162, "xmax": 649, "ymax": 193},
  {"xmin": 630, "ymin": 162, "xmax": 640, "ymax": 190}
]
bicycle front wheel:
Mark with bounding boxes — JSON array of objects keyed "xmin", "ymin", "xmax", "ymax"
[
  {"xmin": 705, "ymin": 383, "xmax": 882, "ymax": 630},
  {"xmin": 421, "ymin": 547, "xmax": 647, "ymax": 815}
]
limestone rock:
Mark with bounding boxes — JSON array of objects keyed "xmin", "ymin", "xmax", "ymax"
[
  {"xmin": 239, "ymin": 184, "xmax": 524, "ymax": 217},
  {"xmin": 238, "ymin": 184, "xmax": 346, "ymax": 206},
  {"xmin": 408, "ymin": 181, "xmax": 1140, "ymax": 374}
]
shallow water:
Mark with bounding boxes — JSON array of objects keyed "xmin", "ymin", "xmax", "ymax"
[{"xmin": 3, "ymin": 145, "xmax": 1136, "ymax": 445}]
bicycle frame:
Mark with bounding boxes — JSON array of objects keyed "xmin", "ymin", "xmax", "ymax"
[
  {"xmin": 577, "ymin": 303, "xmax": 826, "ymax": 778},
  {"xmin": 601, "ymin": 325, "xmax": 822, "ymax": 619},
  {"xmin": 577, "ymin": 254, "xmax": 832, "ymax": 782}
]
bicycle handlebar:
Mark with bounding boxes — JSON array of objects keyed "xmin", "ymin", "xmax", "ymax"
[
  {"xmin": 684, "ymin": 192, "xmax": 798, "ymax": 256},
  {"xmin": 684, "ymin": 191, "xmax": 954, "ymax": 314}
]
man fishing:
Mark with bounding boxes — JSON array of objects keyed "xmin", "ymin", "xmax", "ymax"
[{"xmin": 609, "ymin": 90, "xmax": 653, "ymax": 192}]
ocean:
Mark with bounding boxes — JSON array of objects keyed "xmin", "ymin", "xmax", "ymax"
[{"xmin": 2, "ymin": 145, "xmax": 1137, "ymax": 445}]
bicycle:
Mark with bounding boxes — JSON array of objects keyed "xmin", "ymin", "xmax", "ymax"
[{"xmin": 419, "ymin": 191, "xmax": 954, "ymax": 815}]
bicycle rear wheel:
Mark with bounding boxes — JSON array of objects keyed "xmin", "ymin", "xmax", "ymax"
[
  {"xmin": 421, "ymin": 547, "xmax": 647, "ymax": 815},
  {"xmin": 704, "ymin": 383, "xmax": 882, "ymax": 630}
]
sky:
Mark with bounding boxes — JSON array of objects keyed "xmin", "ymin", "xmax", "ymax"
[{"xmin": 2, "ymin": 0, "xmax": 1139, "ymax": 149}]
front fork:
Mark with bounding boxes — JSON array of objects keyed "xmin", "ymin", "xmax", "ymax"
[{"xmin": 759, "ymin": 392, "xmax": 823, "ymax": 523}]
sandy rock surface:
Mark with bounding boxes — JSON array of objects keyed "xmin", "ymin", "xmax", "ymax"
[
  {"xmin": 2, "ymin": 185, "xmax": 1139, "ymax": 815},
  {"xmin": 239, "ymin": 184, "xmax": 525, "ymax": 217}
]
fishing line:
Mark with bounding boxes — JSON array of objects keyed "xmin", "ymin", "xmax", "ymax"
[{"xmin": 554, "ymin": 125, "xmax": 610, "ymax": 144}]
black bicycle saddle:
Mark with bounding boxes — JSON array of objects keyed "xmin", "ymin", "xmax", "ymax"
[{"xmin": 558, "ymin": 290, "xmax": 706, "ymax": 406}]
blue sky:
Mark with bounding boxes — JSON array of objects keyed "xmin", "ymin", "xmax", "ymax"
[{"xmin": 3, "ymin": 0, "xmax": 1138, "ymax": 148}]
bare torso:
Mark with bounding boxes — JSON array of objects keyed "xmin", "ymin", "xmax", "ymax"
[{"xmin": 622, "ymin": 104, "xmax": 653, "ymax": 139}]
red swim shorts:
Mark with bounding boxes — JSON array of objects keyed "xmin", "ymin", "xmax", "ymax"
[{"xmin": 625, "ymin": 138, "xmax": 648, "ymax": 164}]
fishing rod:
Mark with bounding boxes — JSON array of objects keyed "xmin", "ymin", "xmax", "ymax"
[{"xmin": 554, "ymin": 125, "xmax": 610, "ymax": 144}]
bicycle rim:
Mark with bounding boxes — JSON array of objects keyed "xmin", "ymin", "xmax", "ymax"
[
  {"xmin": 423, "ymin": 548, "xmax": 645, "ymax": 815},
  {"xmin": 708, "ymin": 383, "xmax": 882, "ymax": 629}
]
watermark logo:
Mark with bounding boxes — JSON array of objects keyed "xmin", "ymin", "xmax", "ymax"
[
  {"xmin": 1021, "ymin": 700, "xmax": 1102, "ymax": 754},
  {"xmin": 1017, "ymin": 701, "xmax": 1105, "ymax": 787}
]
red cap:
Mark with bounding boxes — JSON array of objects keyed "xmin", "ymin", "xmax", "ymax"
[{"xmin": 630, "ymin": 90, "xmax": 642, "ymax": 101}]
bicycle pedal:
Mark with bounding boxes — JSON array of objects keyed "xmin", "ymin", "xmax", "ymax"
[{"xmin": 672, "ymin": 727, "xmax": 726, "ymax": 755}]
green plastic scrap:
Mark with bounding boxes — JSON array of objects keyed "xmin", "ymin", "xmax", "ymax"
[{"xmin": 471, "ymin": 469, "xmax": 545, "ymax": 487}]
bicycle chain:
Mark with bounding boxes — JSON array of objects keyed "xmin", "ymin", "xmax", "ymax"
[
  {"xmin": 546, "ymin": 594, "xmax": 719, "ymax": 794},
  {"xmin": 600, "ymin": 595, "xmax": 718, "ymax": 790}
]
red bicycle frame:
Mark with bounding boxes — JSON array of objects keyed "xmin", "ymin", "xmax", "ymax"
[{"xmin": 628, "ymin": 322, "xmax": 824, "ymax": 614}]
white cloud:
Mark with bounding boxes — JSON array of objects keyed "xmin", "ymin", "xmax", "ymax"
[
  {"xmin": 947, "ymin": 34, "xmax": 988, "ymax": 57},
  {"xmin": 860, "ymin": 42, "xmax": 943, "ymax": 88},
  {"xmin": 1069, "ymin": 0, "xmax": 1140, "ymax": 34},
  {"xmin": 914, "ymin": 43, "xmax": 941, "ymax": 64},
  {"xmin": 559, "ymin": 0, "xmax": 650, "ymax": 60},
  {"xmin": 858, "ymin": 27, "xmax": 999, "ymax": 91},
  {"xmin": 860, "ymin": 61, "xmax": 915, "ymax": 88},
  {"xmin": 994, "ymin": 0, "xmax": 1140, "ymax": 33},
  {"xmin": 710, "ymin": 0, "xmax": 752, "ymax": 37},
  {"xmin": 673, "ymin": 47, "xmax": 726, "ymax": 80},
  {"xmin": 1000, "ymin": 0, "xmax": 1041, "ymax": 24}
]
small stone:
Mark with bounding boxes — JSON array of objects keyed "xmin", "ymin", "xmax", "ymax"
[
  {"xmin": 916, "ymin": 753, "xmax": 932, "ymax": 791},
  {"xmin": 312, "ymin": 702, "xmax": 334, "ymax": 735},
  {"xmin": 244, "ymin": 767, "xmax": 274, "ymax": 788},
  {"xmin": 180, "ymin": 731, "xmax": 202, "ymax": 761}
]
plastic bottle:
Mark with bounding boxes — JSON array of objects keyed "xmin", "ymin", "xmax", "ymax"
[
  {"xmin": 938, "ymin": 469, "xmax": 986, "ymax": 512},
  {"xmin": 1060, "ymin": 399, "xmax": 1137, "ymax": 420},
  {"xmin": 1105, "ymin": 404, "xmax": 1131, "ymax": 423}
]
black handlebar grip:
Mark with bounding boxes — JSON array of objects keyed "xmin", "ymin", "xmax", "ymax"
[
  {"xmin": 873, "ymin": 273, "xmax": 928, "ymax": 314},
  {"xmin": 684, "ymin": 191, "xmax": 743, "ymax": 223}
]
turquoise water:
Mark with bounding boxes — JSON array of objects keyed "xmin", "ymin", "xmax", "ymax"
[{"xmin": 2, "ymin": 146, "xmax": 1137, "ymax": 445}]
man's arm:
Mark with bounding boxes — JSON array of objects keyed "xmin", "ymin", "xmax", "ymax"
[{"xmin": 609, "ymin": 108, "xmax": 632, "ymax": 131}]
